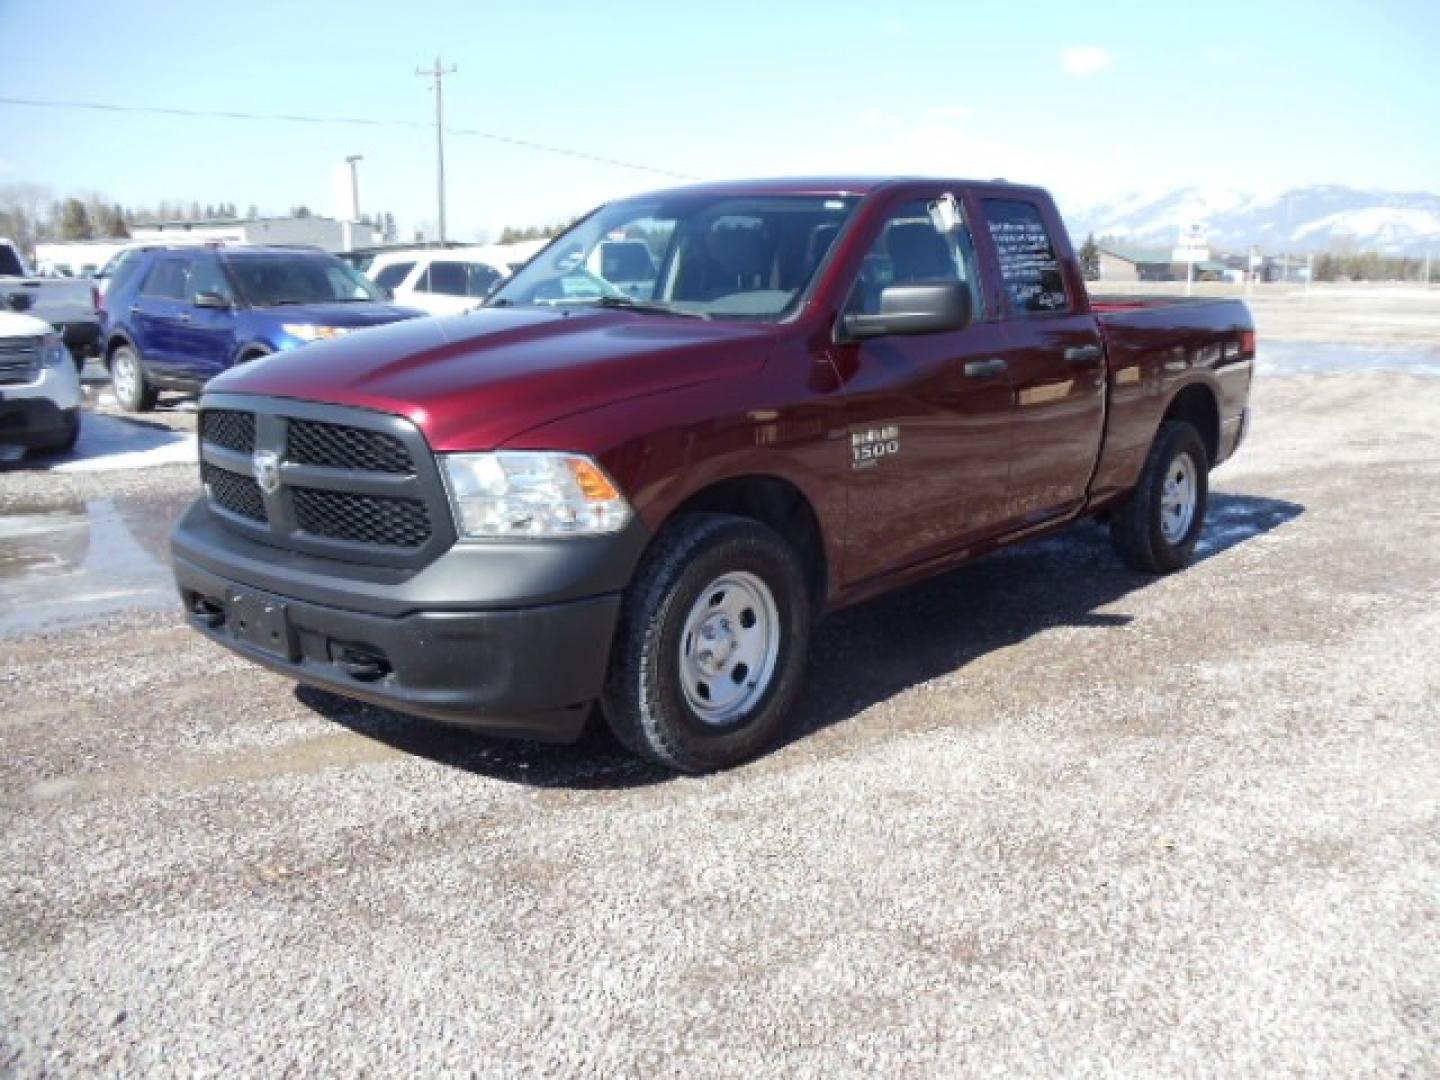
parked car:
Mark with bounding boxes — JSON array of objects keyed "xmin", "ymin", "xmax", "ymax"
[
  {"xmin": 1, "ymin": 238, "xmax": 99, "ymax": 370},
  {"xmin": 587, "ymin": 239, "xmax": 658, "ymax": 298},
  {"xmin": 100, "ymin": 245, "xmax": 424, "ymax": 412},
  {"xmin": 172, "ymin": 177, "xmax": 1254, "ymax": 773},
  {"xmin": 0, "ymin": 308, "xmax": 82, "ymax": 458},
  {"xmin": 365, "ymin": 246, "xmax": 510, "ymax": 316}
]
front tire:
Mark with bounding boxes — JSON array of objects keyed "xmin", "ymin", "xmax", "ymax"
[
  {"xmin": 109, "ymin": 345, "xmax": 157, "ymax": 412},
  {"xmin": 602, "ymin": 514, "xmax": 813, "ymax": 773},
  {"xmin": 1109, "ymin": 420, "xmax": 1209, "ymax": 573}
]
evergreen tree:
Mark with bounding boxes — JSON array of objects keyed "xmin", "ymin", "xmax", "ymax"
[
  {"xmin": 1078, "ymin": 233, "xmax": 1101, "ymax": 280},
  {"xmin": 58, "ymin": 198, "xmax": 94, "ymax": 240}
]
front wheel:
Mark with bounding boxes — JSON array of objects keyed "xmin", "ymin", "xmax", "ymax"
[
  {"xmin": 109, "ymin": 345, "xmax": 157, "ymax": 412},
  {"xmin": 1109, "ymin": 420, "xmax": 1209, "ymax": 573},
  {"xmin": 602, "ymin": 514, "xmax": 813, "ymax": 773}
]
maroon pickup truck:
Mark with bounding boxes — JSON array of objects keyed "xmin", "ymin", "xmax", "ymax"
[{"xmin": 172, "ymin": 177, "xmax": 1253, "ymax": 772}]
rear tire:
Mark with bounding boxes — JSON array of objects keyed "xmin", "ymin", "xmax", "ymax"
[
  {"xmin": 1109, "ymin": 420, "xmax": 1209, "ymax": 573},
  {"xmin": 109, "ymin": 345, "xmax": 157, "ymax": 412},
  {"xmin": 602, "ymin": 513, "xmax": 812, "ymax": 774}
]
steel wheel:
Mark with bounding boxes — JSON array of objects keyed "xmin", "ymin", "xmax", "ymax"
[
  {"xmin": 1159, "ymin": 451, "xmax": 1198, "ymax": 543},
  {"xmin": 112, "ymin": 350, "xmax": 138, "ymax": 403},
  {"xmin": 677, "ymin": 570, "xmax": 781, "ymax": 726}
]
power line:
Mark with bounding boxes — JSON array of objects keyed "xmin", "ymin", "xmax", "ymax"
[{"xmin": 0, "ymin": 94, "xmax": 698, "ymax": 180}]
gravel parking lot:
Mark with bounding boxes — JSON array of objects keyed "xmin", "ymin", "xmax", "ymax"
[{"xmin": 2, "ymin": 290, "xmax": 1438, "ymax": 1076}]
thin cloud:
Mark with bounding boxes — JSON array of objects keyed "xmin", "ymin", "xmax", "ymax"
[{"xmin": 1060, "ymin": 46, "xmax": 1112, "ymax": 76}]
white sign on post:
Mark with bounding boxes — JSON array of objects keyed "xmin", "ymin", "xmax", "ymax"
[{"xmin": 1172, "ymin": 224, "xmax": 1209, "ymax": 265}]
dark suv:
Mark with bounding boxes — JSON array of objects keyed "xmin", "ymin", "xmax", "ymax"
[{"xmin": 99, "ymin": 245, "xmax": 423, "ymax": 411}]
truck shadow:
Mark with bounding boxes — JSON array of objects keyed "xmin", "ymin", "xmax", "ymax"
[{"xmin": 302, "ymin": 491, "xmax": 1303, "ymax": 789}]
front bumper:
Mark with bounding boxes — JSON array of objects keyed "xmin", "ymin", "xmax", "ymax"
[{"xmin": 171, "ymin": 499, "xmax": 649, "ymax": 741}]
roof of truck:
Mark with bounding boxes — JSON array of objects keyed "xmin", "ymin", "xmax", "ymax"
[{"xmin": 620, "ymin": 176, "xmax": 1048, "ymax": 200}]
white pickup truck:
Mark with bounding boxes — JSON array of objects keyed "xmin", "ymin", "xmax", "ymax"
[
  {"xmin": 1, "ymin": 238, "xmax": 100, "ymax": 370},
  {"xmin": 0, "ymin": 308, "xmax": 82, "ymax": 459}
]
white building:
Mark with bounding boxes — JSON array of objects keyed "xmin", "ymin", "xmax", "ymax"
[{"xmin": 130, "ymin": 215, "xmax": 379, "ymax": 252}]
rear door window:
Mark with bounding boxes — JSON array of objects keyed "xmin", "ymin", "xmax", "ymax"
[
  {"xmin": 140, "ymin": 258, "xmax": 191, "ymax": 301},
  {"xmin": 419, "ymin": 261, "xmax": 468, "ymax": 296},
  {"xmin": 981, "ymin": 198, "xmax": 1071, "ymax": 315},
  {"xmin": 188, "ymin": 255, "xmax": 232, "ymax": 303}
]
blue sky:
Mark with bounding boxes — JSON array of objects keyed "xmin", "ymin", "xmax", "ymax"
[{"xmin": 2, "ymin": 0, "xmax": 1436, "ymax": 240}]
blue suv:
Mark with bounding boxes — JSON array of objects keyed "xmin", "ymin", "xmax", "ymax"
[{"xmin": 99, "ymin": 245, "xmax": 424, "ymax": 411}]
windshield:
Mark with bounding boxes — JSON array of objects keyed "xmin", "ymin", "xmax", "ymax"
[
  {"xmin": 225, "ymin": 253, "xmax": 386, "ymax": 306},
  {"xmin": 488, "ymin": 193, "xmax": 860, "ymax": 321}
]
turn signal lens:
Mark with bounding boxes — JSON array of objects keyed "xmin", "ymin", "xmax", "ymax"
[{"xmin": 569, "ymin": 457, "xmax": 621, "ymax": 502}]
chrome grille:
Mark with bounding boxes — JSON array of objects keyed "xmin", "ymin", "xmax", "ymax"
[
  {"xmin": 0, "ymin": 336, "xmax": 42, "ymax": 386},
  {"xmin": 287, "ymin": 419, "xmax": 413, "ymax": 474},
  {"xmin": 195, "ymin": 397, "xmax": 452, "ymax": 568}
]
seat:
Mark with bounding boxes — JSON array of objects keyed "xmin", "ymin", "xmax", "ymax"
[
  {"xmin": 707, "ymin": 225, "xmax": 769, "ymax": 293},
  {"xmin": 886, "ymin": 222, "xmax": 955, "ymax": 282}
]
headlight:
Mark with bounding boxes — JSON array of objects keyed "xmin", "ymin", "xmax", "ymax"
[
  {"xmin": 281, "ymin": 324, "xmax": 351, "ymax": 342},
  {"xmin": 41, "ymin": 332, "xmax": 69, "ymax": 368},
  {"xmin": 440, "ymin": 452, "xmax": 632, "ymax": 538}
]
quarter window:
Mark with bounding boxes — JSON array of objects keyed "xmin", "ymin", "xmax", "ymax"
[
  {"xmin": 982, "ymin": 198, "xmax": 1070, "ymax": 315},
  {"xmin": 373, "ymin": 261, "xmax": 414, "ymax": 290}
]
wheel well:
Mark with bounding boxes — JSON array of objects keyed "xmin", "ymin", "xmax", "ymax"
[
  {"xmin": 1163, "ymin": 384, "xmax": 1220, "ymax": 465},
  {"xmin": 670, "ymin": 476, "xmax": 828, "ymax": 613},
  {"xmin": 103, "ymin": 334, "xmax": 132, "ymax": 366}
]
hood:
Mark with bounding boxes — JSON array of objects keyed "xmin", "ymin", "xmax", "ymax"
[
  {"xmin": 0, "ymin": 310, "xmax": 55, "ymax": 337},
  {"xmin": 258, "ymin": 301, "xmax": 426, "ymax": 328},
  {"xmin": 211, "ymin": 306, "xmax": 776, "ymax": 450}
]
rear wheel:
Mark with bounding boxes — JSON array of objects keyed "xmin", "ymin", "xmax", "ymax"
[
  {"xmin": 1109, "ymin": 420, "xmax": 1209, "ymax": 573},
  {"xmin": 602, "ymin": 514, "xmax": 812, "ymax": 773},
  {"xmin": 109, "ymin": 345, "xmax": 157, "ymax": 412}
]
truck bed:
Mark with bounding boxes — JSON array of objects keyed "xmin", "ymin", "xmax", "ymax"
[{"xmin": 1087, "ymin": 295, "xmax": 1255, "ymax": 504}]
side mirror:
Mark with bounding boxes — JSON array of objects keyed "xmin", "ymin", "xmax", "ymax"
[
  {"xmin": 841, "ymin": 281, "xmax": 973, "ymax": 340},
  {"xmin": 193, "ymin": 291, "xmax": 231, "ymax": 310}
]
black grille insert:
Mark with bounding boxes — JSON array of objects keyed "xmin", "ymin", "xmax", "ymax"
[
  {"xmin": 203, "ymin": 462, "xmax": 267, "ymax": 522},
  {"xmin": 287, "ymin": 420, "xmax": 413, "ymax": 474},
  {"xmin": 200, "ymin": 409, "xmax": 256, "ymax": 454},
  {"xmin": 292, "ymin": 487, "xmax": 432, "ymax": 547}
]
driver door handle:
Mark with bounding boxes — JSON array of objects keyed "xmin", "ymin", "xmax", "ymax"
[
  {"xmin": 1065, "ymin": 344, "xmax": 1103, "ymax": 365},
  {"xmin": 963, "ymin": 357, "xmax": 1008, "ymax": 379}
]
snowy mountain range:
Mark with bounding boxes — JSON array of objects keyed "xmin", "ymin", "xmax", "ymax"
[{"xmin": 1061, "ymin": 185, "xmax": 1440, "ymax": 255}]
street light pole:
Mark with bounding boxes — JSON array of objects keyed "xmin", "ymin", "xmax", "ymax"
[
  {"xmin": 344, "ymin": 154, "xmax": 363, "ymax": 221},
  {"xmin": 416, "ymin": 57, "xmax": 457, "ymax": 242}
]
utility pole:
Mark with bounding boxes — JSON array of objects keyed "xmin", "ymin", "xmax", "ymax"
[
  {"xmin": 416, "ymin": 57, "xmax": 457, "ymax": 242},
  {"xmin": 344, "ymin": 154, "xmax": 363, "ymax": 221}
]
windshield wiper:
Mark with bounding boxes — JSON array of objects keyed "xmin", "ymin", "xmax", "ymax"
[{"xmin": 586, "ymin": 296, "xmax": 708, "ymax": 320}]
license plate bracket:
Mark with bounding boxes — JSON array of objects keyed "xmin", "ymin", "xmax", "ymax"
[{"xmin": 227, "ymin": 589, "xmax": 297, "ymax": 661}]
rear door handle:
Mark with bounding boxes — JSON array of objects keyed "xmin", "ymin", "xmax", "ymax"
[
  {"xmin": 175, "ymin": 312, "xmax": 192, "ymax": 323},
  {"xmin": 1065, "ymin": 344, "xmax": 1103, "ymax": 365},
  {"xmin": 963, "ymin": 357, "xmax": 1008, "ymax": 378}
]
